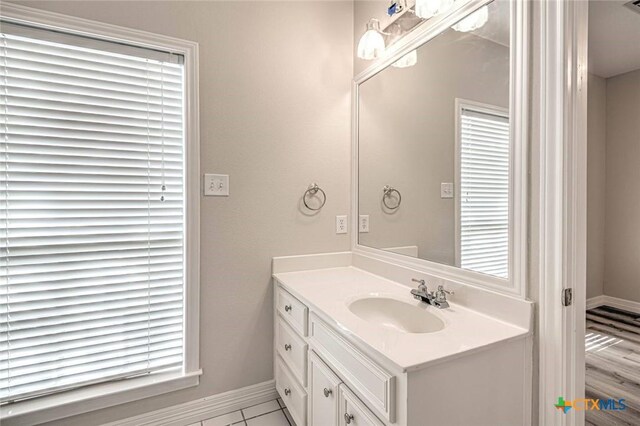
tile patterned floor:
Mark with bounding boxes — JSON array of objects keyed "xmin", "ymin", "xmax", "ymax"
[{"xmin": 191, "ymin": 398, "xmax": 294, "ymax": 426}]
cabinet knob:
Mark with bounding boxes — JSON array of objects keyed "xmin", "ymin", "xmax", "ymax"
[
  {"xmin": 323, "ymin": 388, "xmax": 332, "ymax": 397},
  {"xmin": 344, "ymin": 413, "xmax": 354, "ymax": 424},
  {"xmin": 284, "ymin": 305, "xmax": 292, "ymax": 312},
  {"xmin": 284, "ymin": 388, "xmax": 291, "ymax": 396},
  {"xmin": 284, "ymin": 343, "xmax": 292, "ymax": 351}
]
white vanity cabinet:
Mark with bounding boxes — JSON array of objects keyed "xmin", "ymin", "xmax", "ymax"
[
  {"xmin": 275, "ymin": 354, "xmax": 307, "ymax": 425},
  {"xmin": 275, "ymin": 286, "xmax": 308, "ymax": 426},
  {"xmin": 273, "ymin": 277, "xmax": 530, "ymax": 426},
  {"xmin": 339, "ymin": 385, "xmax": 385, "ymax": 426},
  {"xmin": 275, "ymin": 285, "xmax": 387, "ymax": 426},
  {"xmin": 308, "ymin": 351, "xmax": 341, "ymax": 425}
]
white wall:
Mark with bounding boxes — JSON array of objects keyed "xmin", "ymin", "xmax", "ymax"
[
  {"xmin": 358, "ymin": 28, "xmax": 509, "ymax": 265},
  {"xmin": 586, "ymin": 73, "xmax": 606, "ymax": 299},
  {"xmin": 4, "ymin": 1, "xmax": 354, "ymax": 425},
  {"xmin": 604, "ymin": 69, "xmax": 640, "ymax": 304}
]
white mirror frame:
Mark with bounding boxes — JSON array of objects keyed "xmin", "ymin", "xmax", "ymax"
[{"xmin": 351, "ymin": 0, "xmax": 529, "ymax": 297}]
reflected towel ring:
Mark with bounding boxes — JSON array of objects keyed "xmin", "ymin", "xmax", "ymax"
[
  {"xmin": 303, "ymin": 183, "xmax": 327, "ymax": 211},
  {"xmin": 382, "ymin": 185, "xmax": 401, "ymax": 209}
]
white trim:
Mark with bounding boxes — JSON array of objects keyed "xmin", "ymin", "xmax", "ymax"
[
  {"xmin": 537, "ymin": 1, "xmax": 568, "ymax": 423},
  {"xmin": 565, "ymin": 0, "xmax": 589, "ymax": 422},
  {"xmin": 510, "ymin": 0, "xmax": 530, "ymax": 301},
  {"xmin": 454, "ymin": 98, "xmax": 510, "ymax": 270},
  {"xmin": 0, "ymin": 3, "xmax": 201, "ymax": 422},
  {"xmin": 105, "ymin": 380, "xmax": 278, "ymax": 426},
  {"xmin": 586, "ymin": 295, "xmax": 640, "ymax": 314},
  {"xmin": 0, "ymin": 370, "xmax": 202, "ymax": 425},
  {"xmin": 586, "ymin": 295, "xmax": 607, "ymax": 310},
  {"xmin": 351, "ymin": 0, "xmax": 529, "ymax": 298},
  {"xmin": 536, "ymin": 0, "xmax": 588, "ymax": 425}
]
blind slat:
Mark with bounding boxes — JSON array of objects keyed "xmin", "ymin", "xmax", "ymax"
[
  {"xmin": 1, "ymin": 27, "xmax": 186, "ymax": 403},
  {"xmin": 459, "ymin": 107, "xmax": 509, "ymax": 279}
]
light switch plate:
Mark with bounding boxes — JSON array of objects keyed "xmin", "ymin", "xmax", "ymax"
[
  {"xmin": 336, "ymin": 215, "xmax": 348, "ymax": 234},
  {"xmin": 441, "ymin": 182, "xmax": 454, "ymax": 199},
  {"xmin": 204, "ymin": 174, "xmax": 229, "ymax": 196},
  {"xmin": 359, "ymin": 215, "xmax": 370, "ymax": 233}
]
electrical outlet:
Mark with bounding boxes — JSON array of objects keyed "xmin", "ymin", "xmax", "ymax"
[
  {"xmin": 441, "ymin": 182, "xmax": 454, "ymax": 199},
  {"xmin": 336, "ymin": 215, "xmax": 348, "ymax": 234},
  {"xmin": 204, "ymin": 174, "xmax": 229, "ymax": 196},
  {"xmin": 359, "ymin": 215, "xmax": 370, "ymax": 233}
]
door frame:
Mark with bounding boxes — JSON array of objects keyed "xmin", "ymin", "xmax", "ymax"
[{"xmin": 537, "ymin": 0, "xmax": 588, "ymax": 425}]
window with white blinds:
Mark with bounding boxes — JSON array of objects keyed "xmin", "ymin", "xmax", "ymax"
[
  {"xmin": 0, "ymin": 27, "xmax": 186, "ymax": 403},
  {"xmin": 457, "ymin": 104, "xmax": 509, "ymax": 279}
]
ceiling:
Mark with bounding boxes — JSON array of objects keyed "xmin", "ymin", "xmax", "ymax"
[{"xmin": 589, "ymin": 0, "xmax": 640, "ymax": 78}]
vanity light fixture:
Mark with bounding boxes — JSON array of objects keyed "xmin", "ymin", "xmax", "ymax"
[
  {"xmin": 357, "ymin": 18, "xmax": 386, "ymax": 60},
  {"xmin": 392, "ymin": 49, "xmax": 417, "ymax": 68},
  {"xmin": 452, "ymin": 5, "xmax": 489, "ymax": 32},
  {"xmin": 415, "ymin": 0, "xmax": 454, "ymax": 19}
]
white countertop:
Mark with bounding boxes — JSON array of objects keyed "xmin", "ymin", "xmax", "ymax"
[{"xmin": 273, "ymin": 266, "xmax": 530, "ymax": 372}]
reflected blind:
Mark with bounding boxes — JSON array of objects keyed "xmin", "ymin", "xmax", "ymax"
[
  {"xmin": 1, "ymin": 29, "xmax": 185, "ymax": 403},
  {"xmin": 459, "ymin": 108, "xmax": 509, "ymax": 279}
]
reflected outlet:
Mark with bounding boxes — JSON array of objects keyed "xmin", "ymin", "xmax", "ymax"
[
  {"xmin": 359, "ymin": 215, "xmax": 370, "ymax": 233},
  {"xmin": 336, "ymin": 215, "xmax": 348, "ymax": 234}
]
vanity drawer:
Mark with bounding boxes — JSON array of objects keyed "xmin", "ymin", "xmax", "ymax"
[
  {"xmin": 276, "ymin": 316, "xmax": 308, "ymax": 386},
  {"xmin": 276, "ymin": 355, "xmax": 307, "ymax": 426},
  {"xmin": 276, "ymin": 285, "xmax": 308, "ymax": 337},
  {"xmin": 309, "ymin": 314, "xmax": 395, "ymax": 423}
]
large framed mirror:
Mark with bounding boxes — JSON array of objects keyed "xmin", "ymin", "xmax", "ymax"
[{"xmin": 353, "ymin": 0, "xmax": 527, "ymax": 294}]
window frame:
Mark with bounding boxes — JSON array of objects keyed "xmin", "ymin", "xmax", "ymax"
[
  {"xmin": 454, "ymin": 98, "xmax": 510, "ymax": 277},
  {"xmin": 0, "ymin": 3, "xmax": 201, "ymax": 423}
]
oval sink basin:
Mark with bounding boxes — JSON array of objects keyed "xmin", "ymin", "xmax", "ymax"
[{"xmin": 348, "ymin": 297, "xmax": 445, "ymax": 334}]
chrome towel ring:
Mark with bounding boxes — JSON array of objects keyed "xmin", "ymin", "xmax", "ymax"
[
  {"xmin": 382, "ymin": 185, "xmax": 401, "ymax": 210},
  {"xmin": 303, "ymin": 183, "xmax": 327, "ymax": 211}
]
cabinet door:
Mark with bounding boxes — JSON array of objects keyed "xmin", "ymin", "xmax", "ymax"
[
  {"xmin": 309, "ymin": 351, "xmax": 341, "ymax": 426},
  {"xmin": 338, "ymin": 384, "xmax": 385, "ymax": 426}
]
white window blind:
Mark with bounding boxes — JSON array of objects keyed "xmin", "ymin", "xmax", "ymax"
[
  {"xmin": 0, "ymin": 27, "xmax": 185, "ymax": 403},
  {"xmin": 459, "ymin": 107, "xmax": 509, "ymax": 279}
]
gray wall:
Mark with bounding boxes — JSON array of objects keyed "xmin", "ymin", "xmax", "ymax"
[
  {"xmin": 586, "ymin": 73, "xmax": 607, "ymax": 299},
  {"xmin": 5, "ymin": 1, "xmax": 353, "ymax": 425},
  {"xmin": 358, "ymin": 29, "xmax": 509, "ymax": 265},
  {"xmin": 604, "ymin": 69, "xmax": 640, "ymax": 304},
  {"xmin": 586, "ymin": 69, "xmax": 640, "ymax": 304}
]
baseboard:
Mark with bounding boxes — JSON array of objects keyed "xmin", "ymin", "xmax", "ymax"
[
  {"xmin": 586, "ymin": 295, "xmax": 607, "ymax": 310},
  {"xmin": 105, "ymin": 380, "xmax": 278, "ymax": 426},
  {"xmin": 586, "ymin": 295, "xmax": 640, "ymax": 314}
]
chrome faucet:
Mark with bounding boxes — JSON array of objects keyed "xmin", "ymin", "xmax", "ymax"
[{"xmin": 410, "ymin": 279, "xmax": 454, "ymax": 309}]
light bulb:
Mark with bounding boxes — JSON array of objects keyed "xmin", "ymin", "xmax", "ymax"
[
  {"xmin": 357, "ymin": 19, "xmax": 386, "ymax": 60},
  {"xmin": 452, "ymin": 5, "xmax": 489, "ymax": 32},
  {"xmin": 392, "ymin": 50, "xmax": 417, "ymax": 68},
  {"xmin": 415, "ymin": 0, "xmax": 454, "ymax": 20}
]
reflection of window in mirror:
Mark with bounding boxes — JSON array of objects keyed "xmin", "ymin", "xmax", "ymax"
[
  {"xmin": 356, "ymin": 0, "xmax": 519, "ymax": 285},
  {"xmin": 455, "ymin": 100, "xmax": 509, "ymax": 279}
]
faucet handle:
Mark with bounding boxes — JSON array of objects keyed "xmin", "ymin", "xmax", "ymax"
[
  {"xmin": 437, "ymin": 285, "xmax": 454, "ymax": 295},
  {"xmin": 434, "ymin": 286, "xmax": 454, "ymax": 304},
  {"xmin": 412, "ymin": 278, "xmax": 428, "ymax": 293}
]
